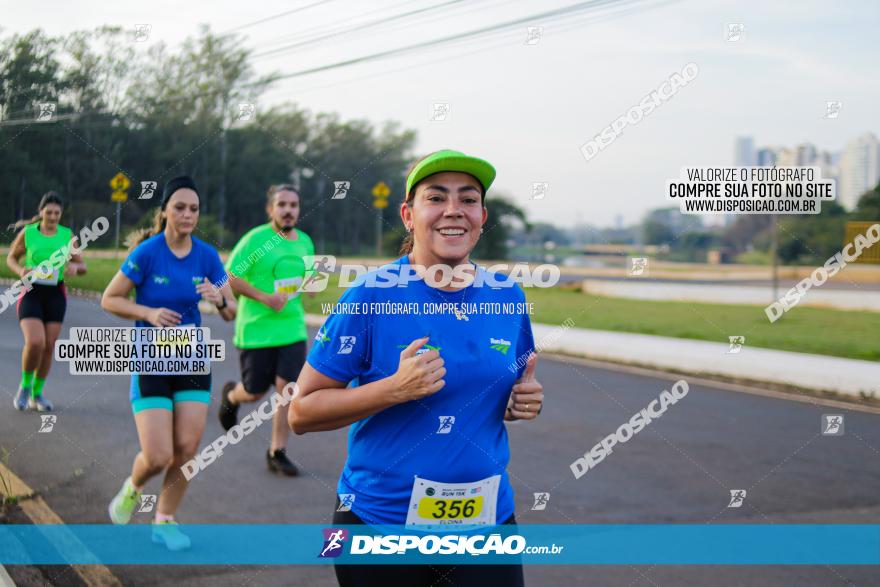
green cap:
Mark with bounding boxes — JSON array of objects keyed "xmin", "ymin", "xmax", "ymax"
[{"xmin": 405, "ymin": 149, "xmax": 496, "ymax": 196}]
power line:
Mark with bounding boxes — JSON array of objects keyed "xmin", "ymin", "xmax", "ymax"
[
  {"xmin": 267, "ymin": 0, "xmax": 640, "ymax": 81},
  {"xmin": 1, "ymin": 0, "xmax": 652, "ymax": 123},
  {"xmin": 249, "ymin": 0, "xmax": 418, "ymax": 52},
  {"xmin": 251, "ymin": 0, "xmax": 467, "ymax": 59},
  {"xmin": 221, "ymin": 0, "xmax": 337, "ymax": 33}
]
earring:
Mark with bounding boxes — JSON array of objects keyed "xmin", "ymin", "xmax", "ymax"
[
  {"xmin": 406, "ymin": 226, "xmax": 412, "ymax": 233},
  {"xmin": 480, "ymin": 228, "xmax": 484, "ymax": 234}
]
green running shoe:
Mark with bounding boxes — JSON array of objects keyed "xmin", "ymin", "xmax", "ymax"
[
  {"xmin": 151, "ymin": 520, "xmax": 191, "ymax": 551},
  {"xmin": 108, "ymin": 477, "xmax": 140, "ymax": 525}
]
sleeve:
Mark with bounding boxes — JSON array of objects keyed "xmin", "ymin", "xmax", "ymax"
[
  {"xmin": 121, "ymin": 242, "xmax": 149, "ymax": 286},
  {"xmin": 225, "ymin": 232, "xmax": 251, "ymax": 278},
  {"xmin": 302, "ymin": 234, "xmax": 316, "ymax": 282},
  {"xmin": 306, "ymin": 285, "xmax": 372, "ymax": 384},
  {"xmin": 513, "ymin": 287, "xmax": 536, "ymax": 380},
  {"xmin": 207, "ymin": 247, "xmax": 227, "ymax": 287}
]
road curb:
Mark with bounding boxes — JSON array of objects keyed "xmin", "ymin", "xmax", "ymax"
[
  {"xmin": 0, "ymin": 564, "xmax": 15, "ymax": 587},
  {"xmin": 0, "ymin": 462, "xmax": 121, "ymax": 587}
]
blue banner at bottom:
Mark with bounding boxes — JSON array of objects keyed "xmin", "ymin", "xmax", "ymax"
[{"xmin": 1, "ymin": 525, "xmax": 878, "ymax": 565}]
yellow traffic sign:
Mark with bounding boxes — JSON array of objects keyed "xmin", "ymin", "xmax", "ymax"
[
  {"xmin": 111, "ymin": 190, "xmax": 128, "ymax": 202},
  {"xmin": 844, "ymin": 221, "xmax": 880, "ymax": 264},
  {"xmin": 372, "ymin": 181, "xmax": 390, "ymax": 198},
  {"xmin": 373, "ymin": 199, "xmax": 389, "ymax": 209},
  {"xmin": 109, "ymin": 172, "xmax": 130, "ymax": 192}
]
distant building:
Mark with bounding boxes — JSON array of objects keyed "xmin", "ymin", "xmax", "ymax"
[
  {"xmin": 734, "ymin": 137, "xmax": 756, "ymax": 166},
  {"xmin": 796, "ymin": 143, "xmax": 818, "ymax": 166},
  {"xmin": 838, "ymin": 132, "xmax": 880, "ymax": 210},
  {"xmin": 645, "ymin": 207, "xmax": 703, "ymax": 237},
  {"xmin": 756, "ymin": 148, "xmax": 777, "ymax": 166}
]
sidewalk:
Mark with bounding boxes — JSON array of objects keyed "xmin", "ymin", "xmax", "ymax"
[{"xmin": 306, "ymin": 315, "xmax": 880, "ymax": 399}]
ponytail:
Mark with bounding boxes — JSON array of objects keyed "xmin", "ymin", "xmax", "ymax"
[{"xmin": 125, "ymin": 208, "xmax": 165, "ymax": 251}]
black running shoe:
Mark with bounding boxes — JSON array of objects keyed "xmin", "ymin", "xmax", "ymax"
[
  {"xmin": 218, "ymin": 381, "xmax": 239, "ymax": 431},
  {"xmin": 267, "ymin": 448, "xmax": 299, "ymax": 476}
]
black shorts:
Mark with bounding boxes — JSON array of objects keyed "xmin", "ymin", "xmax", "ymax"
[
  {"xmin": 18, "ymin": 283, "xmax": 67, "ymax": 323},
  {"xmin": 331, "ymin": 501, "xmax": 524, "ymax": 587},
  {"xmin": 129, "ymin": 373, "xmax": 212, "ymax": 414},
  {"xmin": 239, "ymin": 341, "xmax": 306, "ymax": 395}
]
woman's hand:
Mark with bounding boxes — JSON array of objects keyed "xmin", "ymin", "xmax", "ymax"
[
  {"xmin": 506, "ymin": 354, "xmax": 542, "ymax": 421},
  {"xmin": 145, "ymin": 307, "xmax": 182, "ymax": 327},
  {"xmin": 196, "ymin": 277, "xmax": 222, "ymax": 306},
  {"xmin": 390, "ymin": 336, "xmax": 446, "ymax": 403}
]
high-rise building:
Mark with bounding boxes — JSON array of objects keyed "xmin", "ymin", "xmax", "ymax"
[
  {"xmin": 734, "ymin": 136, "xmax": 755, "ymax": 166},
  {"xmin": 838, "ymin": 132, "xmax": 880, "ymax": 210},
  {"xmin": 756, "ymin": 148, "xmax": 777, "ymax": 166},
  {"xmin": 796, "ymin": 143, "xmax": 818, "ymax": 166}
]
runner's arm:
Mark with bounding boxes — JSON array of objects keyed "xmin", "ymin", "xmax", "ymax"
[
  {"xmin": 65, "ymin": 236, "xmax": 87, "ymax": 276},
  {"xmin": 101, "ymin": 271, "xmax": 158, "ymax": 322},
  {"xmin": 6, "ymin": 230, "xmax": 26, "ymax": 278},
  {"xmin": 215, "ymin": 279, "xmax": 237, "ymax": 321},
  {"xmin": 228, "ymin": 274, "xmax": 272, "ymax": 304},
  {"xmin": 289, "ymin": 363, "xmax": 399, "ymax": 434}
]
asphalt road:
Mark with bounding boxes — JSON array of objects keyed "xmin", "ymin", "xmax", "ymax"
[{"xmin": 1, "ymin": 295, "xmax": 878, "ymax": 586}]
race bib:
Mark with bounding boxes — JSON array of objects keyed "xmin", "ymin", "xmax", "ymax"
[
  {"xmin": 405, "ymin": 475, "xmax": 500, "ymax": 528},
  {"xmin": 31, "ymin": 267, "xmax": 59, "ymax": 286},
  {"xmin": 274, "ymin": 277, "xmax": 302, "ymax": 300}
]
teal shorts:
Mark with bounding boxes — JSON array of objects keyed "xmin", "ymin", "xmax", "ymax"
[{"xmin": 129, "ymin": 373, "xmax": 212, "ymax": 414}]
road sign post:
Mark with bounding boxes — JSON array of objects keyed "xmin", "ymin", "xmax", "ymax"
[
  {"xmin": 109, "ymin": 173, "xmax": 130, "ymax": 252},
  {"xmin": 372, "ymin": 182, "xmax": 390, "ymax": 257}
]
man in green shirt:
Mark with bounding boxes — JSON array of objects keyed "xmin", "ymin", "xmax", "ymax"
[{"xmin": 219, "ymin": 184, "xmax": 314, "ymax": 476}]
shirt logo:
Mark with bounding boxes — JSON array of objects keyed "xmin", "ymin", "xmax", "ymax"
[
  {"xmin": 126, "ymin": 260, "xmax": 140, "ymax": 272},
  {"xmin": 436, "ymin": 416, "xmax": 455, "ymax": 434},
  {"xmin": 153, "ymin": 275, "xmax": 170, "ymax": 285},
  {"xmin": 489, "ymin": 337, "xmax": 511, "ymax": 355},
  {"xmin": 337, "ymin": 336, "xmax": 356, "ymax": 355},
  {"xmin": 314, "ymin": 329, "xmax": 330, "ymax": 347},
  {"xmin": 192, "ymin": 276, "xmax": 204, "ymax": 285},
  {"xmin": 318, "ymin": 528, "xmax": 349, "ymax": 558},
  {"xmin": 397, "ymin": 343, "xmax": 441, "ymax": 356}
]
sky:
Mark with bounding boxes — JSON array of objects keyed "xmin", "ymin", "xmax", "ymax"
[{"xmin": 2, "ymin": 0, "xmax": 878, "ymax": 228}]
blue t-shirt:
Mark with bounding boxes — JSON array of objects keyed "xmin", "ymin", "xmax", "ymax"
[
  {"xmin": 121, "ymin": 233, "xmax": 226, "ymax": 328},
  {"xmin": 307, "ymin": 256, "xmax": 535, "ymax": 525}
]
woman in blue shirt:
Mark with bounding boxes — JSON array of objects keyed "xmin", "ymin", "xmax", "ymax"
[
  {"xmin": 292, "ymin": 150, "xmax": 543, "ymax": 586},
  {"xmin": 101, "ymin": 176, "xmax": 236, "ymax": 550}
]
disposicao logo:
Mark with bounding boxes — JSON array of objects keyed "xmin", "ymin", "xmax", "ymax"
[
  {"xmin": 489, "ymin": 337, "xmax": 511, "ymax": 355},
  {"xmin": 152, "ymin": 275, "xmax": 170, "ymax": 285},
  {"xmin": 318, "ymin": 528, "xmax": 349, "ymax": 558}
]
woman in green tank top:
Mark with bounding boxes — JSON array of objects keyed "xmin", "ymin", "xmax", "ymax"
[{"xmin": 6, "ymin": 192, "xmax": 87, "ymax": 411}]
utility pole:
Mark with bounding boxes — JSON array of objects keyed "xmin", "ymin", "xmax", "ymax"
[{"xmin": 770, "ymin": 213, "xmax": 779, "ymax": 301}]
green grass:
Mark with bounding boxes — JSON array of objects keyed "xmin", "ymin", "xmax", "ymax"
[
  {"xmin": 3, "ymin": 259, "xmax": 877, "ymax": 362},
  {"xmin": 0, "ymin": 257, "xmax": 123, "ymax": 292},
  {"xmin": 302, "ymin": 275, "xmax": 879, "ymax": 362},
  {"xmin": 521, "ymin": 287, "xmax": 880, "ymax": 362}
]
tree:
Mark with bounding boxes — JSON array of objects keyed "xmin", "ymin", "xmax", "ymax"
[
  {"xmin": 473, "ymin": 196, "xmax": 530, "ymax": 260},
  {"xmin": 776, "ymin": 200, "xmax": 849, "ymax": 264},
  {"xmin": 853, "ymin": 181, "xmax": 880, "ymax": 220},
  {"xmin": 643, "ymin": 219, "xmax": 675, "ymax": 245}
]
